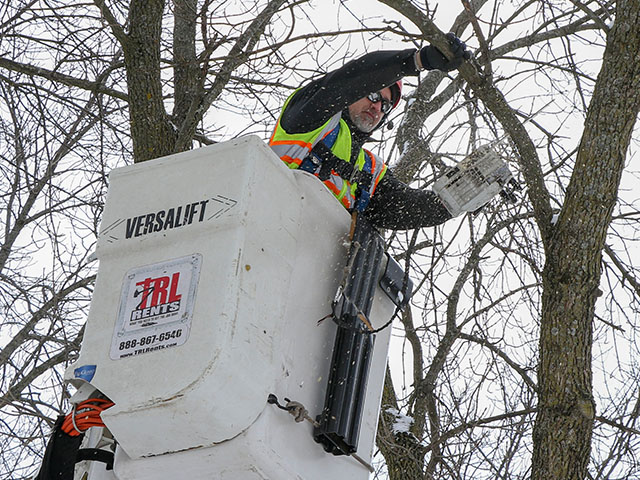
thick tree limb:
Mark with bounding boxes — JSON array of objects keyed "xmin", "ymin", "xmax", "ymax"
[
  {"xmin": 173, "ymin": 0, "xmax": 291, "ymax": 152},
  {"xmin": 0, "ymin": 57, "xmax": 127, "ymax": 101}
]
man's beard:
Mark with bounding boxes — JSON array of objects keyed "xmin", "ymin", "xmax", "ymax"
[{"xmin": 350, "ymin": 112, "xmax": 379, "ymax": 133}]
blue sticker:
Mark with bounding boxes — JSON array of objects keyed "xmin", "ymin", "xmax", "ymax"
[{"xmin": 74, "ymin": 365, "xmax": 97, "ymax": 382}]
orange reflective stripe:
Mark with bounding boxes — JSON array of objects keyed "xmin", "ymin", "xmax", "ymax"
[
  {"xmin": 269, "ymin": 138, "xmax": 312, "ymax": 149},
  {"xmin": 323, "ymin": 178, "xmax": 351, "ymax": 209},
  {"xmin": 364, "ymin": 148, "xmax": 376, "ymax": 174},
  {"xmin": 361, "ymin": 148, "xmax": 386, "ymax": 196},
  {"xmin": 281, "ymin": 155, "xmax": 303, "ymax": 167},
  {"xmin": 371, "ymin": 164, "xmax": 387, "ymax": 195},
  {"xmin": 320, "ymin": 129, "xmax": 335, "ymax": 141}
]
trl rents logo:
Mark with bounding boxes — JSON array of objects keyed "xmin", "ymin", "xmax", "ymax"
[{"xmin": 131, "ymin": 273, "xmax": 182, "ymax": 321}]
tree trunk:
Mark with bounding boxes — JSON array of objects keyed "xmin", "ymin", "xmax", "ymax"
[
  {"xmin": 377, "ymin": 367, "xmax": 426, "ymax": 480},
  {"xmin": 172, "ymin": 0, "xmax": 199, "ymax": 128},
  {"xmin": 532, "ymin": 2, "xmax": 640, "ymax": 478},
  {"xmin": 123, "ymin": 0, "xmax": 177, "ymax": 162}
]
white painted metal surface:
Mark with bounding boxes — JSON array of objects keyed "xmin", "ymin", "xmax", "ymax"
[{"xmin": 65, "ymin": 136, "xmax": 395, "ymax": 479}]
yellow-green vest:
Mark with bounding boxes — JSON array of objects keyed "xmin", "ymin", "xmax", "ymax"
[{"xmin": 269, "ymin": 94, "xmax": 387, "ymax": 211}]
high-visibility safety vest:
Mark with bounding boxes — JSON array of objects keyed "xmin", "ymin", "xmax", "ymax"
[{"xmin": 269, "ymin": 95, "xmax": 387, "ymax": 212}]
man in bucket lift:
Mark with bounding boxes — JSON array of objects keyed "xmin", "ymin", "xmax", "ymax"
[{"xmin": 269, "ymin": 33, "xmax": 472, "ymax": 229}]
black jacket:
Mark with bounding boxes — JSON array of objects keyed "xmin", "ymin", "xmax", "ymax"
[{"xmin": 279, "ymin": 49, "xmax": 452, "ymax": 230}]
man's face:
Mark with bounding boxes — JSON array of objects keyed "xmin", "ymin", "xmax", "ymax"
[{"xmin": 347, "ymin": 87, "xmax": 392, "ymax": 133}]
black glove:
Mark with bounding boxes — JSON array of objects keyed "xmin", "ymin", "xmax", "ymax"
[{"xmin": 419, "ymin": 32, "xmax": 471, "ymax": 72}]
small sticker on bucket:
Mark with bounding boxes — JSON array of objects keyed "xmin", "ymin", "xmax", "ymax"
[{"xmin": 74, "ymin": 365, "xmax": 97, "ymax": 382}]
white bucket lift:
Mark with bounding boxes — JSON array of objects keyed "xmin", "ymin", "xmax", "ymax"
[{"xmin": 64, "ymin": 136, "xmax": 405, "ymax": 480}]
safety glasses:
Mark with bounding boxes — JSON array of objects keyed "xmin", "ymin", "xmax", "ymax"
[{"xmin": 367, "ymin": 91, "xmax": 393, "ymax": 114}]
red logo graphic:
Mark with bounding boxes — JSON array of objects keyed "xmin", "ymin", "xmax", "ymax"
[
  {"xmin": 135, "ymin": 273, "xmax": 182, "ymax": 308},
  {"xmin": 131, "ymin": 273, "xmax": 182, "ymax": 321}
]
